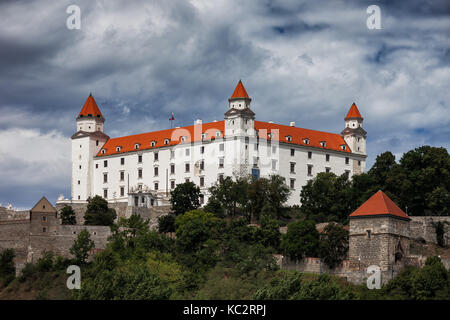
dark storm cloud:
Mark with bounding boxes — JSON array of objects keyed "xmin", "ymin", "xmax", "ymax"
[{"xmin": 0, "ymin": 0, "xmax": 449, "ymax": 209}]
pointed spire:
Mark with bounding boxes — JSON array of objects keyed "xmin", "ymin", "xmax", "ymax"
[
  {"xmin": 349, "ymin": 190, "xmax": 410, "ymax": 220},
  {"xmin": 78, "ymin": 94, "xmax": 103, "ymax": 118},
  {"xmin": 230, "ymin": 80, "xmax": 250, "ymax": 100},
  {"xmin": 345, "ymin": 102, "xmax": 363, "ymax": 120}
]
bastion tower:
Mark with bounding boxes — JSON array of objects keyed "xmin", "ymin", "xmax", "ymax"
[
  {"xmin": 348, "ymin": 190, "xmax": 411, "ymax": 273},
  {"xmin": 71, "ymin": 94, "xmax": 109, "ymax": 201}
]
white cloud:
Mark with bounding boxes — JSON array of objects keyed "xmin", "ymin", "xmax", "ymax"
[{"xmin": 0, "ymin": 128, "xmax": 70, "ymax": 187}]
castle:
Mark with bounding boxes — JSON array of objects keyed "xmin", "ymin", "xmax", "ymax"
[{"xmin": 59, "ymin": 80, "xmax": 367, "ymax": 208}]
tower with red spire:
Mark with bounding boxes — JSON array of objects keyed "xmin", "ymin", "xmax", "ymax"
[
  {"xmin": 224, "ymin": 80, "xmax": 256, "ymax": 137},
  {"xmin": 341, "ymin": 103, "xmax": 367, "ymax": 172},
  {"xmin": 71, "ymin": 94, "xmax": 109, "ymax": 201}
]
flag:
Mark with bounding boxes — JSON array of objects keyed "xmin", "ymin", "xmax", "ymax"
[{"xmin": 169, "ymin": 112, "xmax": 175, "ymax": 121}]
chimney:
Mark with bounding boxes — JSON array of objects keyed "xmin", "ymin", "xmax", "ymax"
[
  {"xmin": 290, "ymin": 121, "xmax": 295, "ymax": 127},
  {"xmin": 195, "ymin": 119, "xmax": 202, "ymax": 125},
  {"xmin": 268, "ymin": 121, "xmax": 273, "ymax": 124}
]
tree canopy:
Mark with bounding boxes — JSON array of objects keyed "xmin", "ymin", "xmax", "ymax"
[
  {"xmin": 84, "ymin": 195, "xmax": 117, "ymax": 226},
  {"xmin": 169, "ymin": 181, "xmax": 201, "ymax": 216}
]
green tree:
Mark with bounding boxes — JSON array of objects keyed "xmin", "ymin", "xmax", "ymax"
[
  {"xmin": 70, "ymin": 229, "xmax": 95, "ymax": 264},
  {"xmin": 170, "ymin": 182, "xmax": 201, "ymax": 216},
  {"xmin": 252, "ymin": 215, "xmax": 281, "ymax": 250},
  {"xmin": 60, "ymin": 205, "xmax": 77, "ymax": 225},
  {"xmin": 412, "ymin": 256, "xmax": 450, "ymax": 300},
  {"xmin": 0, "ymin": 248, "xmax": 15, "ymax": 286},
  {"xmin": 433, "ymin": 221, "xmax": 446, "ymax": 247},
  {"xmin": 300, "ymin": 172, "xmax": 353, "ymax": 223},
  {"xmin": 207, "ymin": 176, "xmax": 248, "ymax": 217},
  {"xmin": 318, "ymin": 223, "xmax": 349, "ymax": 269},
  {"xmin": 84, "ymin": 195, "xmax": 117, "ymax": 226},
  {"xmin": 158, "ymin": 214, "xmax": 176, "ymax": 233},
  {"xmin": 281, "ymin": 220, "xmax": 320, "ymax": 261}
]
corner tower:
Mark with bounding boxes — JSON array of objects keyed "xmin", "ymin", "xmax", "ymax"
[
  {"xmin": 341, "ymin": 103, "xmax": 366, "ymax": 155},
  {"xmin": 71, "ymin": 94, "xmax": 109, "ymax": 201},
  {"xmin": 224, "ymin": 80, "xmax": 256, "ymax": 137}
]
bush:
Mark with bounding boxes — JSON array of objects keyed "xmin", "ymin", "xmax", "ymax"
[{"xmin": 0, "ymin": 248, "xmax": 15, "ymax": 287}]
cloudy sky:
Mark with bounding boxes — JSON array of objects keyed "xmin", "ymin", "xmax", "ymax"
[{"xmin": 0, "ymin": 0, "xmax": 449, "ymax": 209}]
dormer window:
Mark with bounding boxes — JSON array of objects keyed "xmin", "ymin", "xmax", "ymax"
[
  {"xmin": 268, "ymin": 133, "xmax": 273, "ymax": 139},
  {"xmin": 216, "ymin": 131, "xmax": 221, "ymax": 137},
  {"xmin": 134, "ymin": 143, "xmax": 140, "ymax": 149},
  {"xmin": 320, "ymin": 141, "xmax": 326, "ymax": 147},
  {"xmin": 151, "ymin": 141, "xmax": 156, "ymax": 147},
  {"xmin": 286, "ymin": 136, "xmax": 292, "ymax": 142},
  {"xmin": 341, "ymin": 145, "xmax": 346, "ymax": 151},
  {"xmin": 116, "ymin": 146, "xmax": 122, "ymax": 152},
  {"xmin": 101, "ymin": 149, "xmax": 106, "ymax": 154},
  {"xmin": 164, "ymin": 138, "xmax": 170, "ymax": 145},
  {"xmin": 201, "ymin": 133, "xmax": 206, "ymax": 139},
  {"xmin": 181, "ymin": 136, "xmax": 186, "ymax": 142},
  {"xmin": 303, "ymin": 138, "xmax": 309, "ymax": 145}
]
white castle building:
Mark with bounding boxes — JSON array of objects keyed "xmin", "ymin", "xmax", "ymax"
[{"xmin": 65, "ymin": 81, "xmax": 367, "ymax": 207}]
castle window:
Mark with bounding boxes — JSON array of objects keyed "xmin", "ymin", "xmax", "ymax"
[
  {"xmin": 303, "ymin": 138, "xmax": 309, "ymax": 145},
  {"xmin": 154, "ymin": 182, "xmax": 159, "ymax": 191},
  {"xmin": 272, "ymin": 146, "xmax": 277, "ymax": 153},
  {"xmin": 272, "ymin": 159, "xmax": 277, "ymax": 170},
  {"xmin": 219, "ymin": 158, "xmax": 224, "ymax": 169},
  {"xmin": 138, "ymin": 155, "xmax": 142, "ymax": 163},
  {"xmin": 201, "ymin": 146, "xmax": 205, "ymax": 154},
  {"xmin": 96, "ymin": 164, "xmax": 98, "ymax": 169},
  {"xmin": 358, "ymin": 160, "xmax": 361, "ymax": 166},
  {"xmin": 290, "ymin": 162, "xmax": 295, "ymax": 173},
  {"xmin": 345, "ymin": 170, "xmax": 350, "ymax": 179},
  {"xmin": 42, "ymin": 227, "xmax": 47, "ymax": 233},
  {"xmin": 291, "ymin": 149, "xmax": 295, "ymax": 156},
  {"xmin": 138, "ymin": 168, "xmax": 143, "ymax": 179},
  {"xmin": 78, "ymin": 180, "xmax": 80, "ymax": 185},
  {"xmin": 79, "ymin": 165, "xmax": 82, "ymax": 169},
  {"xmin": 200, "ymin": 160, "xmax": 204, "ymax": 171},
  {"xmin": 200, "ymin": 176, "xmax": 204, "ymax": 187},
  {"xmin": 185, "ymin": 163, "xmax": 190, "ymax": 172},
  {"xmin": 219, "ymin": 174, "xmax": 224, "ymax": 183},
  {"xmin": 219, "ymin": 144, "xmax": 224, "ymax": 151},
  {"xmin": 96, "ymin": 140, "xmax": 99, "ymax": 146},
  {"xmin": 290, "ymin": 178, "xmax": 295, "ymax": 189},
  {"xmin": 366, "ymin": 230, "xmax": 371, "ymax": 239},
  {"xmin": 307, "ymin": 165, "xmax": 313, "ymax": 176},
  {"xmin": 170, "ymin": 164, "xmax": 175, "ymax": 174},
  {"xmin": 103, "ymin": 173, "xmax": 108, "ymax": 183},
  {"xmin": 308, "ymin": 151, "xmax": 312, "ymax": 159},
  {"xmin": 345, "ymin": 157, "xmax": 349, "ymax": 165},
  {"xmin": 120, "ymin": 187, "xmax": 124, "ymax": 197},
  {"xmin": 185, "ymin": 178, "xmax": 190, "ymax": 183},
  {"xmin": 154, "ymin": 167, "xmax": 158, "ymax": 177},
  {"xmin": 170, "ymin": 150, "xmax": 175, "ymax": 159},
  {"xmin": 326, "ymin": 167, "xmax": 331, "ymax": 173},
  {"xmin": 103, "ymin": 189, "xmax": 108, "ymax": 198},
  {"xmin": 80, "ymin": 145, "xmax": 82, "ymax": 148},
  {"xmin": 154, "ymin": 152, "xmax": 159, "ymax": 161},
  {"xmin": 185, "ymin": 148, "xmax": 190, "ymax": 156},
  {"xmin": 42, "ymin": 216, "xmax": 46, "ymax": 222},
  {"xmin": 104, "ymin": 160, "xmax": 108, "ymax": 168},
  {"xmin": 121, "ymin": 158, "xmax": 125, "ymax": 165},
  {"xmin": 171, "ymin": 180, "xmax": 175, "ymax": 189},
  {"xmin": 78, "ymin": 195, "xmax": 80, "ymax": 200},
  {"xmin": 200, "ymin": 194, "xmax": 204, "ymax": 204}
]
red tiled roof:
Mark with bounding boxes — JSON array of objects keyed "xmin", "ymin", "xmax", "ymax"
[
  {"xmin": 254, "ymin": 121, "xmax": 351, "ymax": 153},
  {"xmin": 97, "ymin": 121, "xmax": 225, "ymax": 157},
  {"xmin": 97, "ymin": 120, "xmax": 351, "ymax": 157},
  {"xmin": 345, "ymin": 103, "xmax": 362, "ymax": 120},
  {"xmin": 230, "ymin": 80, "xmax": 250, "ymax": 99},
  {"xmin": 78, "ymin": 94, "xmax": 103, "ymax": 118},
  {"xmin": 349, "ymin": 190, "xmax": 410, "ymax": 220}
]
